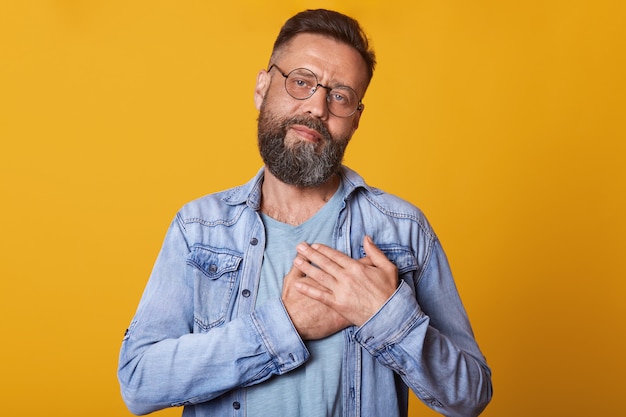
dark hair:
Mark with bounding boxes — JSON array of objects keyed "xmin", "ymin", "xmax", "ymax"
[{"xmin": 271, "ymin": 9, "xmax": 376, "ymax": 87}]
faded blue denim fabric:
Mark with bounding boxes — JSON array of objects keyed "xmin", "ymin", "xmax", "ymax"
[{"xmin": 118, "ymin": 166, "xmax": 493, "ymax": 417}]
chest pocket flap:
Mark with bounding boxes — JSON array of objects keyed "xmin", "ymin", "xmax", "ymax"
[
  {"xmin": 187, "ymin": 245, "xmax": 243, "ymax": 279},
  {"xmin": 359, "ymin": 243, "xmax": 417, "ymax": 274}
]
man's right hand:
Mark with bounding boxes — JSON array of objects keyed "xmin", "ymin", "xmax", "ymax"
[{"xmin": 281, "ymin": 257, "xmax": 351, "ymax": 340}]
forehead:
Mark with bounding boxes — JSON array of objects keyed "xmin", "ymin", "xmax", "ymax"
[{"xmin": 275, "ymin": 33, "xmax": 368, "ymax": 93}]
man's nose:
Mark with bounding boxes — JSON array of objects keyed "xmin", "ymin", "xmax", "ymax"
[{"xmin": 302, "ymin": 86, "xmax": 329, "ymax": 119}]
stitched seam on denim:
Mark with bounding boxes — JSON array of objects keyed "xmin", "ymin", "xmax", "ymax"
[
  {"xmin": 356, "ymin": 189, "xmax": 436, "ymax": 241},
  {"xmin": 182, "ymin": 205, "xmax": 246, "ymax": 227}
]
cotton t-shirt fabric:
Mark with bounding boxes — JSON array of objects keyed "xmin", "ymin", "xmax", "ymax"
[{"xmin": 246, "ymin": 182, "xmax": 345, "ymax": 417}]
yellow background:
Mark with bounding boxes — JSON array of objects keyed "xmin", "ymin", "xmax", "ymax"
[{"xmin": 1, "ymin": 1, "xmax": 624, "ymax": 416}]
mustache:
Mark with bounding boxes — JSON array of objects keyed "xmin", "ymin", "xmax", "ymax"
[{"xmin": 280, "ymin": 116, "xmax": 332, "ymax": 142}]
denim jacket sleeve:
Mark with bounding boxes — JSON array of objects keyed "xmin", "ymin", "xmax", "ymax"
[
  {"xmin": 354, "ymin": 238, "xmax": 492, "ymax": 417},
  {"xmin": 117, "ymin": 213, "xmax": 309, "ymax": 415}
]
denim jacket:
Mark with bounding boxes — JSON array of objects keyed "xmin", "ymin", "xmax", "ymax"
[{"xmin": 118, "ymin": 166, "xmax": 492, "ymax": 417}]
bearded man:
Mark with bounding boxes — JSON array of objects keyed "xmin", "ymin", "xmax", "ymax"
[{"xmin": 118, "ymin": 9, "xmax": 492, "ymax": 417}]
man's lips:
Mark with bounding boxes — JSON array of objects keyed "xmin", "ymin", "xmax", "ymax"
[{"xmin": 289, "ymin": 124, "xmax": 323, "ymax": 143}]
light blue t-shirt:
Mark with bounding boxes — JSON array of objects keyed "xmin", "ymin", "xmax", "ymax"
[{"xmin": 246, "ymin": 182, "xmax": 345, "ymax": 417}]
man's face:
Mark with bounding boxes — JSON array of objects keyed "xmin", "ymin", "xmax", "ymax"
[{"xmin": 254, "ymin": 33, "xmax": 369, "ymax": 188}]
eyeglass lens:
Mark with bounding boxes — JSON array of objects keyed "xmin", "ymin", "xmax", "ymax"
[{"xmin": 284, "ymin": 68, "xmax": 360, "ymax": 117}]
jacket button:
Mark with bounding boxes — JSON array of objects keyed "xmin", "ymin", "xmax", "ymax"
[
  {"xmin": 233, "ymin": 401, "xmax": 241, "ymax": 410},
  {"xmin": 250, "ymin": 237, "xmax": 258, "ymax": 245},
  {"xmin": 209, "ymin": 264, "xmax": 217, "ymax": 273},
  {"xmin": 242, "ymin": 289, "xmax": 251, "ymax": 297}
]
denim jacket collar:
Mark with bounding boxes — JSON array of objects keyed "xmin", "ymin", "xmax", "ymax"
[{"xmin": 220, "ymin": 165, "xmax": 371, "ymax": 210}]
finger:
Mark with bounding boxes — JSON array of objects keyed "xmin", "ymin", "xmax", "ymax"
[
  {"xmin": 286, "ymin": 259, "xmax": 307, "ymax": 279},
  {"xmin": 292, "ymin": 255, "xmax": 313, "ymax": 276},
  {"xmin": 310, "ymin": 243, "xmax": 354, "ymax": 266},
  {"xmin": 294, "ymin": 278, "xmax": 333, "ymax": 305},
  {"xmin": 296, "ymin": 242, "xmax": 352, "ymax": 274},
  {"xmin": 362, "ymin": 235, "xmax": 392, "ymax": 267},
  {"xmin": 293, "ymin": 255, "xmax": 336, "ymax": 287},
  {"xmin": 362, "ymin": 236, "xmax": 399, "ymax": 287}
]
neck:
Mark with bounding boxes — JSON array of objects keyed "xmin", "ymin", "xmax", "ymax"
[{"xmin": 260, "ymin": 169, "xmax": 340, "ymax": 226}]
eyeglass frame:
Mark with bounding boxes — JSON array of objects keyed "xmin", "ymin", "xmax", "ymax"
[{"xmin": 267, "ymin": 64, "xmax": 364, "ymax": 118}]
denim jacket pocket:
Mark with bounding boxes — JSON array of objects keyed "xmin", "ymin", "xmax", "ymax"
[
  {"xmin": 187, "ymin": 245, "xmax": 243, "ymax": 331},
  {"xmin": 359, "ymin": 243, "xmax": 418, "ymax": 285}
]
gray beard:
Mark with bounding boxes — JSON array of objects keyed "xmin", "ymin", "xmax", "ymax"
[{"xmin": 257, "ymin": 106, "xmax": 349, "ymax": 188}]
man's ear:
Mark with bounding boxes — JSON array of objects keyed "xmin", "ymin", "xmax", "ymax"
[{"xmin": 254, "ymin": 70, "xmax": 271, "ymax": 110}]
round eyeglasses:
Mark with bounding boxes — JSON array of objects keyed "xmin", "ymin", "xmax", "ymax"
[{"xmin": 268, "ymin": 64, "xmax": 363, "ymax": 118}]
